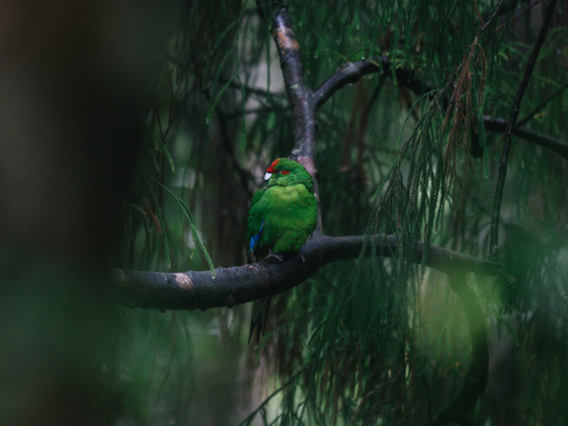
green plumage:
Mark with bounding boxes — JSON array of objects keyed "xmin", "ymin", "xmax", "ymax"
[
  {"xmin": 247, "ymin": 158, "xmax": 317, "ymax": 343},
  {"xmin": 248, "ymin": 184, "xmax": 317, "ymax": 253},
  {"xmin": 247, "ymin": 158, "xmax": 317, "ymax": 256}
]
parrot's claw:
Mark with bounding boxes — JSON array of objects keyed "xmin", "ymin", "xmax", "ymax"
[{"xmin": 265, "ymin": 252, "xmax": 284, "ymax": 263}]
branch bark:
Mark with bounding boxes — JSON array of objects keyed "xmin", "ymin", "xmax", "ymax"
[
  {"xmin": 314, "ymin": 56, "xmax": 430, "ymax": 110},
  {"xmin": 262, "ymin": 2, "xmax": 316, "ymax": 162},
  {"xmin": 115, "ymin": 234, "xmax": 502, "ymax": 311},
  {"xmin": 312, "ymin": 58, "xmax": 568, "ymax": 161},
  {"xmin": 484, "ymin": 116, "xmax": 568, "ymax": 161},
  {"xmin": 307, "ymin": 12, "xmax": 568, "ymax": 164}
]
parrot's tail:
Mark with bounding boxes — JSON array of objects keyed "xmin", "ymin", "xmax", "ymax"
[{"xmin": 248, "ymin": 296, "xmax": 272, "ymax": 344}]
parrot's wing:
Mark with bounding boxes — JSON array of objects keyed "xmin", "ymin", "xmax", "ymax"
[
  {"xmin": 248, "ymin": 221, "xmax": 264, "ymax": 258},
  {"xmin": 247, "ymin": 187, "xmax": 268, "ymax": 260}
]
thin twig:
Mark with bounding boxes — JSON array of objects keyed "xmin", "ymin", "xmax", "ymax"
[
  {"xmin": 516, "ymin": 82, "xmax": 568, "ymax": 127},
  {"xmin": 224, "ymin": 78, "xmax": 286, "ymax": 100},
  {"xmin": 215, "ymin": 106, "xmax": 255, "ymax": 200},
  {"xmin": 496, "ymin": 0, "xmax": 543, "ymax": 32},
  {"xmin": 221, "ymin": 106, "xmax": 283, "ymax": 118},
  {"xmin": 484, "ymin": 116, "xmax": 568, "ymax": 161},
  {"xmin": 483, "ymin": 0, "xmax": 532, "ymax": 22},
  {"xmin": 238, "ymin": 365, "xmax": 308, "ymax": 425},
  {"xmin": 490, "ymin": 0, "xmax": 557, "ymax": 257}
]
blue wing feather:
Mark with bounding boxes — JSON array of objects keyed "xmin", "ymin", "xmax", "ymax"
[{"xmin": 249, "ymin": 221, "xmax": 264, "ymax": 256}]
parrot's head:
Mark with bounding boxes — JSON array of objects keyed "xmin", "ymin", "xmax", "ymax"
[{"xmin": 264, "ymin": 158, "xmax": 314, "ymax": 192}]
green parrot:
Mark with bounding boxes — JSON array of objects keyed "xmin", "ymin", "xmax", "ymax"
[{"xmin": 247, "ymin": 158, "xmax": 318, "ymax": 343}]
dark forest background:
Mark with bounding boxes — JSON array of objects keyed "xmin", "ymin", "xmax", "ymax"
[{"xmin": 1, "ymin": 1, "xmax": 567, "ymax": 425}]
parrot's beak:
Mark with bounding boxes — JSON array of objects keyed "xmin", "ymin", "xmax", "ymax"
[{"xmin": 264, "ymin": 172, "xmax": 272, "ymax": 182}]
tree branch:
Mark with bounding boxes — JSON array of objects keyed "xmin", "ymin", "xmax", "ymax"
[
  {"xmin": 213, "ymin": 103, "xmax": 256, "ymax": 200},
  {"xmin": 516, "ymin": 82, "xmax": 568, "ymax": 128},
  {"xmin": 259, "ymin": 1, "xmax": 316, "ymax": 162},
  {"xmin": 115, "ymin": 234, "xmax": 502, "ymax": 311},
  {"xmin": 484, "ymin": 116, "xmax": 568, "ymax": 161},
  {"xmin": 259, "ymin": 4, "xmax": 568, "ymax": 168},
  {"xmin": 490, "ymin": 0, "xmax": 557, "ymax": 256},
  {"xmin": 224, "ymin": 77, "xmax": 287, "ymax": 101},
  {"xmin": 483, "ymin": 0, "xmax": 532, "ymax": 22},
  {"xmin": 312, "ymin": 59, "xmax": 568, "ymax": 161},
  {"xmin": 308, "ymin": 27, "xmax": 568, "ymax": 164},
  {"xmin": 313, "ymin": 56, "xmax": 430, "ymax": 110}
]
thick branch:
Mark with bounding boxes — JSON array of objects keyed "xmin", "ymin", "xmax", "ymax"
[
  {"xmin": 115, "ymin": 234, "xmax": 502, "ymax": 311},
  {"xmin": 259, "ymin": 1, "xmax": 316, "ymax": 161},
  {"xmin": 490, "ymin": 0, "xmax": 557, "ymax": 255},
  {"xmin": 314, "ymin": 56, "xmax": 430, "ymax": 110}
]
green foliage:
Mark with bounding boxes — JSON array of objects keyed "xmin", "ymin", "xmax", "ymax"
[{"xmin": 116, "ymin": 0, "xmax": 568, "ymax": 424}]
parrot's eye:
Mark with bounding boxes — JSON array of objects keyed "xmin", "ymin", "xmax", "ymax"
[{"xmin": 280, "ymin": 170, "xmax": 290, "ymax": 175}]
